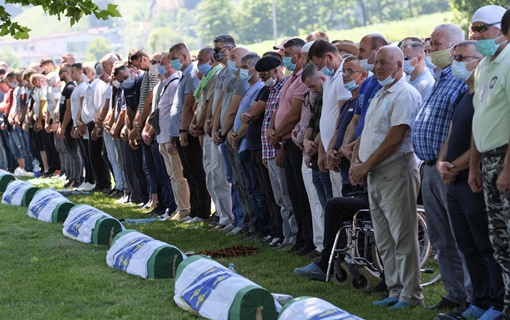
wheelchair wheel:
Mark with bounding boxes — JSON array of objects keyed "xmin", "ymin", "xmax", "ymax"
[
  {"xmin": 332, "ymin": 259, "xmax": 349, "ymax": 285},
  {"xmin": 420, "ymin": 255, "xmax": 442, "ymax": 287},
  {"xmin": 417, "ymin": 206, "xmax": 432, "ymax": 268},
  {"xmin": 347, "ymin": 267, "xmax": 375, "ymax": 291}
]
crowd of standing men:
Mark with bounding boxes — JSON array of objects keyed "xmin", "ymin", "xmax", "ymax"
[{"xmin": 1, "ymin": 4, "xmax": 510, "ymax": 319}]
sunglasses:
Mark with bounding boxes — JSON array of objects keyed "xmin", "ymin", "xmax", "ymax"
[
  {"xmin": 451, "ymin": 54, "xmax": 480, "ymax": 62},
  {"xmin": 471, "ymin": 22, "xmax": 498, "ymax": 33},
  {"xmin": 214, "ymin": 46, "xmax": 230, "ymax": 53}
]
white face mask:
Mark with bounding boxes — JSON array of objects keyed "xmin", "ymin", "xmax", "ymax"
[
  {"xmin": 264, "ymin": 77, "xmax": 277, "ymax": 87},
  {"xmin": 112, "ymin": 80, "xmax": 121, "ymax": 88},
  {"xmin": 149, "ymin": 64, "xmax": 158, "ymax": 75}
]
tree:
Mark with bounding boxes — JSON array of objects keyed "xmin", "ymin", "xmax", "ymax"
[
  {"xmin": 449, "ymin": 0, "xmax": 508, "ymax": 29},
  {"xmin": 0, "ymin": 0, "xmax": 121, "ymax": 40},
  {"xmin": 195, "ymin": 0, "xmax": 236, "ymax": 44},
  {"xmin": 86, "ymin": 37, "xmax": 112, "ymax": 62}
]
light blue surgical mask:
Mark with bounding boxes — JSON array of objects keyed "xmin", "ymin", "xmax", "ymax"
[
  {"xmin": 377, "ymin": 64, "xmax": 397, "ymax": 87},
  {"xmin": 320, "ymin": 66, "xmax": 335, "ymax": 77},
  {"xmin": 170, "ymin": 59, "xmax": 183, "ymax": 71},
  {"xmin": 476, "ymin": 35, "xmax": 507, "ymax": 57},
  {"xmin": 343, "ymin": 80, "xmax": 358, "ymax": 91},
  {"xmin": 227, "ymin": 60, "xmax": 238, "ymax": 74},
  {"xmin": 424, "ymin": 56, "xmax": 436, "ymax": 69},
  {"xmin": 450, "ymin": 60, "xmax": 478, "ymax": 82},
  {"xmin": 282, "ymin": 56, "xmax": 296, "ymax": 71},
  {"xmin": 157, "ymin": 65, "xmax": 167, "ymax": 77},
  {"xmin": 403, "ymin": 58, "xmax": 416, "ymax": 75},
  {"xmin": 122, "ymin": 78, "xmax": 135, "ymax": 89},
  {"xmin": 360, "ymin": 50, "xmax": 375, "ymax": 71},
  {"xmin": 197, "ymin": 62, "xmax": 212, "ymax": 76},
  {"xmin": 239, "ymin": 69, "xmax": 251, "ymax": 82}
]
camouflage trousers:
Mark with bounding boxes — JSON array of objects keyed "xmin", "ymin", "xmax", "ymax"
[{"xmin": 482, "ymin": 154, "xmax": 510, "ymax": 314}]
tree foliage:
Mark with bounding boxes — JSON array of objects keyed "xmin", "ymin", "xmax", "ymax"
[
  {"xmin": 86, "ymin": 37, "xmax": 112, "ymax": 62},
  {"xmin": 448, "ymin": 0, "xmax": 509, "ymax": 29},
  {"xmin": 0, "ymin": 47, "xmax": 20, "ymax": 69},
  {"xmin": 0, "ymin": 0, "xmax": 121, "ymax": 40}
]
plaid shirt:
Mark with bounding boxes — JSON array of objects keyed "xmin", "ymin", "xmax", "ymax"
[
  {"xmin": 412, "ymin": 66, "xmax": 468, "ymax": 161},
  {"xmin": 262, "ymin": 77, "xmax": 287, "ymax": 160}
]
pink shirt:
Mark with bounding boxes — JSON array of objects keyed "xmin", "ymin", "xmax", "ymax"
[{"xmin": 274, "ymin": 69, "xmax": 308, "ymax": 139}]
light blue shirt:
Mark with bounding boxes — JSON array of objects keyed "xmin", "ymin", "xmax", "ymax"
[
  {"xmin": 169, "ymin": 63, "xmax": 199, "ymax": 137},
  {"xmin": 233, "ymin": 81, "xmax": 264, "ymax": 153}
]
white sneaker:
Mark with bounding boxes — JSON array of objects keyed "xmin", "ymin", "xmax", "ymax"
[
  {"xmin": 114, "ymin": 195, "xmax": 129, "ymax": 204},
  {"xmin": 77, "ymin": 182, "xmax": 95, "ymax": 191},
  {"xmin": 220, "ymin": 224, "xmax": 236, "ymax": 233},
  {"xmin": 226, "ymin": 226, "xmax": 243, "ymax": 236},
  {"xmin": 184, "ymin": 217, "xmax": 204, "ymax": 223},
  {"xmin": 14, "ymin": 167, "xmax": 23, "ymax": 176},
  {"xmin": 58, "ymin": 174, "xmax": 67, "ymax": 181},
  {"xmin": 180, "ymin": 216, "xmax": 193, "ymax": 222}
]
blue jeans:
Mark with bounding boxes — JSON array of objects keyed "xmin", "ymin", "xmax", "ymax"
[
  {"xmin": 220, "ymin": 142, "xmax": 243, "ymax": 228},
  {"xmin": 312, "ymin": 169, "xmax": 333, "ymax": 209},
  {"xmin": 239, "ymin": 150, "xmax": 270, "ymax": 234}
]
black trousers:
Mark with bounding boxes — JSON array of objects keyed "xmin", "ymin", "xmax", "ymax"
[
  {"xmin": 176, "ymin": 134, "xmax": 211, "ymax": 219},
  {"xmin": 315, "ymin": 195, "xmax": 370, "ymax": 272},
  {"xmin": 283, "ymin": 140, "xmax": 312, "ymax": 246},
  {"xmin": 447, "ymin": 180, "xmax": 504, "ymax": 310}
]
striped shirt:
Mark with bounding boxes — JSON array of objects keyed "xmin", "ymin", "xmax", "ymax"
[
  {"xmin": 262, "ymin": 77, "xmax": 287, "ymax": 160},
  {"xmin": 412, "ymin": 66, "xmax": 467, "ymax": 161},
  {"xmin": 137, "ymin": 71, "xmax": 159, "ymax": 113}
]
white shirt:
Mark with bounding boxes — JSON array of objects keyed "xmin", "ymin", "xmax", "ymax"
[
  {"xmin": 81, "ymin": 78, "xmax": 100, "ymax": 124},
  {"xmin": 359, "ymin": 77, "xmax": 421, "ymax": 168},
  {"xmin": 320, "ymin": 64, "xmax": 351, "ymax": 147},
  {"xmin": 70, "ymin": 81, "xmax": 87, "ymax": 126},
  {"xmin": 32, "ymin": 86, "xmax": 47, "ymax": 119}
]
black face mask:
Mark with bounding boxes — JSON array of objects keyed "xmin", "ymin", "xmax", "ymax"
[{"xmin": 214, "ymin": 51, "xmax": 223, "ymax": 62}]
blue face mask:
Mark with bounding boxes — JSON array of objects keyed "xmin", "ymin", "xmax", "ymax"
[
  {"xmin": 377, "ymin": 64, "xmax": 397, "ymax": 87},
  {"xmin": 424, "ymin": 56, "xmax": 436, "ymax": 69},
  {"xmin": 197, "ymin": 62, "xmax": 212, "ymax": 76},
  {"xmin": 320, "ymin": 66, "xmax": 335, "ymax": 77},
  {"xmin": 170, "ymin": 59, "xmax": 183, "ymax": 71},
  {"xmin": 227, "ymin": 60, "xmax": 238, "ymax": 74},
  {"xmin": 282, "ymin": 56, "xmax": 296, "ymax": 71},
  {"xmin": 122, "ymin": 77, "xmax": 135, "ymax": 89},
  {"xmin": 157, "ymin": 65, "xmax": 167, "ymax": 77},
  {"xmin": 476, "ymin": 35, "xmax": 507, "ymax": 57},
  {"xmin": 450, "ymin": 60, "xmax": 477, "ymax": 82},
  {"xmin": 239, "ymin": 69, "xmax": 251, "ymax": 82},
  {"xmin": 403, "ymin": 58, "xmax": 416, "ymax": 75},
  {"xmin": 343, "ymin": 79, "xmax": 358, "ymax": 91}
]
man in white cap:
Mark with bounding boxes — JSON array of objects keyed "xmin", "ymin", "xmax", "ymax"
[{"xmin": 469, "ymin": 5, "xmax": 510, "ymax": 319}]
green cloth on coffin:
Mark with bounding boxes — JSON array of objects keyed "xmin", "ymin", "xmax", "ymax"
[
  {"xmin": 0, "ymin": 172, "xmax": 15, "ymax": 192},
  {"xmin": 111, "ymin": 229, "xmax": 184, "ymax": 279},
  {"xmin": 229, "ymin": 285, "xmax": 277, "ymax": 320},
  {"xmin": 52, "ymin": 202, "xmax": 75, "ymax": 222},
  {"xmin": 92, "ymin": 216, "xmax": 124, "ymax": 245},
  {"xmin": 174, "ymin": 255, "xmax": 278, "ymax": 320}
]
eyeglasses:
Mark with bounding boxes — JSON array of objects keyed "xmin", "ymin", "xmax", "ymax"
[
  {"xmin": 342, "ymin": 69, "xmax": 362, "ymax": 77},
  {"xmin": 214, "ymin": 46, "xmax": 230, "ymax": 53},
  {"xmin": 451, "ymin": 54, "xmax": 480, "ymax": 62},
  {"xmin": 150, "ymin": 60, "xmax": 159, "ymax": 65},
  {"xmin": 470, "ymin": 22, "xmax": 498, "ymax": 33},
  {"xmin": 258, "ymin": 70, "xmax": 270, "ymax": 78}
]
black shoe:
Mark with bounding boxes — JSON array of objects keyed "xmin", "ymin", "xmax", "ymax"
[
  {"xmin": 148, "ymin": 207, "xmax": 165, "ymax": 216},
  {"xmin": 108, "ymin": 189, "xmax": 123, "ymax": 197},
  {"xmin": 429, "ymin": 297, "xmax": 464, "ymax": 311},
  {"xmin": 364, "ymin": 279, "xmax": 388, "ymax": 295}
]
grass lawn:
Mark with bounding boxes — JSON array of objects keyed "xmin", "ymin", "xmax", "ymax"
[{"xmin": 0, "ymin": 177, "xmax": 445, "ymax": 319}]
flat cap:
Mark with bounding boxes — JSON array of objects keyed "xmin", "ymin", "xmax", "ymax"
[{"xmin": 255, "ymin": 56, "xmax": 281, "ymax": 72}]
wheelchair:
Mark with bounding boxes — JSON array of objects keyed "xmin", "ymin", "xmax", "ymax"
[{"xmin": 325, "ymin": 205, "xmax": 441, "ymax": 291}]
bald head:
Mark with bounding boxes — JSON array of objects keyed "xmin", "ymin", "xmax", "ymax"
[
  {"xmin": 374, "ymin": 45, "xmax": 403, "ymax": 86},
  {"xmin": 230, "ymin": 47, "xmax": 249, "ymax": 64}
]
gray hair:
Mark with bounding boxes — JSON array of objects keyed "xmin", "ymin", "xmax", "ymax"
[
  {"xmin": 100, "ymin": 53, "xmax": 119, "ymax": 64},
  {"xmin": 434, "ymin": 24, "xmax": 465, "ymax": 47},
  {"xmin": 240, "ymin": 52, "xmax": 260, "ymax": 68},
  {"xmin": 213, "ymin": 35, "xmax": 236, "ymax": 48}
]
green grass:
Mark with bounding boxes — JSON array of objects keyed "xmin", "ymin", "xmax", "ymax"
[{"xmin": 0, "ymin": 178, "xmax": 445, "ymax": 319}]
